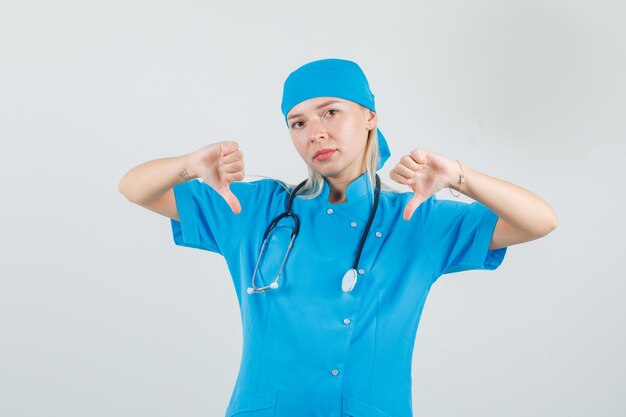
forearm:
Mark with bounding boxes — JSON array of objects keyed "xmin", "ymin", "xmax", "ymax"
[
  {"xmin": 118, "ymin": 152, "xmax": 199, "ymax": 205},
  {"xmin": 447, "ymin": 163, "xmax": 558, "ymax": 238}
]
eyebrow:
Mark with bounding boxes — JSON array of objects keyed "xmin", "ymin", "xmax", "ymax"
[{"xmin": 287, "ymin": 100, "xmax": 342, "ymax": 121}]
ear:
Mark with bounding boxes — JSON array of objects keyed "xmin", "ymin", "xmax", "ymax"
[{"xmin": 365, "ymin": 109, "xmax": 378, "ymax": 130}]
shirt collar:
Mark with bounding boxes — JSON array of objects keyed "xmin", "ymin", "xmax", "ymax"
[{"xmin": 319, "ymin": 171, "xmax": 376, "ymax": 221}]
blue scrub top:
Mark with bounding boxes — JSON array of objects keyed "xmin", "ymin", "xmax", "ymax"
[{"xmin": 170, "ymin": 171, "xmax": 507, "ymax": 417}]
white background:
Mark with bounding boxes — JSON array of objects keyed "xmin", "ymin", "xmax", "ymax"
[{"xmin": 1, "ymin": 0, "xmax": 624, "ymax": 416}]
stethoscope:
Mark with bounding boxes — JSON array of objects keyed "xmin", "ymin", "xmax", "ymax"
[{"xmin": 247, "ymin": 173, "xmax": 381, "ymax": 295}]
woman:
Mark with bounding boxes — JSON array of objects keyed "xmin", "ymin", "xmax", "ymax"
[{"xmin": 118, "ymin": 58, "xmax": 557, "ymax": 417}]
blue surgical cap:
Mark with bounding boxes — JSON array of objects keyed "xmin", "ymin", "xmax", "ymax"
[{"xmin": 280, "ymin": 58, "xmax": 391, "ymax": 170}]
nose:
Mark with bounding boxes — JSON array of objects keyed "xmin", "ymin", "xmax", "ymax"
[{"xmin": 309, "ymin": 118, "xmax": 327, "ymax": 143}]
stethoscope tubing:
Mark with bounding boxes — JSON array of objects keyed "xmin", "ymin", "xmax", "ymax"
[{"xmin": 247, "ymin": 174, "xmax": 381, "ymax": 294}]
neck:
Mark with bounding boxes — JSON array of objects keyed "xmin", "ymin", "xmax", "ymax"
[{"xmin": 325, "ymin": 169, "xmax": 367, "ymax": 204}]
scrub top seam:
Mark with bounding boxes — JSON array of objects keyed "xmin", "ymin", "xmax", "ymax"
[
  {"xmin": 224, "ymin": 182, "xmax": 272, "ymax": 265},
  {"xmin": 367, "ymin": 291, "xmax": 380, "ymax": 403},
  {"xmin": 418, "ymin": 204, "xmax": 438, "ymax": 285},
  {"xmin": 455, "ymin": 206, "xmax": 501, "ymax": 272},
  {"xmin": 253, "ymin": 292, "xmax": 272, "ymax": 394}
]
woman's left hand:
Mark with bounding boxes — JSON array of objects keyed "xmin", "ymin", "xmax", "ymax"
[{"xmin": 389, "ymin": 148, "xmax": 458, "ymax": 221}]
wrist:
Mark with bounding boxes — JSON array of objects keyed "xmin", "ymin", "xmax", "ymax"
[
  {"xmin": 180, "ymin": 152, "xmax": 201, "ymax": 182},
  {"xmin": 447, "ymin": 159, "xmax": 465, "ymax": 197},
  {"xmin": 444, "ymin": 158, "xmax": 461, "ymax": 188}
]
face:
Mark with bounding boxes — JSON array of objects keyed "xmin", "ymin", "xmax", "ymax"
[{"xmin": 287, "ymin": 97, "xmax": 377, "ymax": 180}]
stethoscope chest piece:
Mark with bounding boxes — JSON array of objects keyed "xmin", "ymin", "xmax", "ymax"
[{"xmin": 341, "ymin": 268, "xmax": 358, "ymax": 292}]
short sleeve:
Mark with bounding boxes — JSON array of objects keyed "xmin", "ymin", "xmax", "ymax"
[
  {"xmin": 169, "ymin": 179, "xmax": 263, "ymax": 260},
  {"xmin": 419, "ymin": 194, "xmax": 507, "ymax": 280}
]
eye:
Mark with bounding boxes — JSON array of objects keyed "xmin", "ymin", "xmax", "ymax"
[{"xmin": 290, "ymin": 109, "xmax": 338, "ymax": 129}]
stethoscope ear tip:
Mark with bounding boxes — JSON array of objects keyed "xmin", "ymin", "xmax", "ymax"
[
  {"xmin": 246, "ymin": 287, "xmax": 254, "ymax": 294},
  {"xmin": 270, "ymin": 282, "xmax": 279, "ymax": 289}
]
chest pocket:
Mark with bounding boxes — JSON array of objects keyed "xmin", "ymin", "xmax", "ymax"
[
  {"xmin": 341, "ymin": 395, "xmax": 392, "ymax": 417},
  {"xmin": 225, "ymin": 389, "xmax": 278, "ymax": 417}
]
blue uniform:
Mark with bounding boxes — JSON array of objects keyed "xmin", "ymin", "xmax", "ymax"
[{"xmin": 170, "ymin": 171, "xmax": 507, "ymax": 417}]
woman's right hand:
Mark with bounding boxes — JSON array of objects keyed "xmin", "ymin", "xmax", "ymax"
[{"xmin": 189, "ymin": 141, "xmax": 244, "ymax": 214}]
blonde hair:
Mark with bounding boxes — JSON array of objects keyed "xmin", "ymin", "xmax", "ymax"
[{"xmin": 291, "ymin": 124, "xmax": 399, "ymax": 204}]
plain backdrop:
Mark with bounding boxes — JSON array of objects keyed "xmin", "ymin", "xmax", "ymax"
[{"xmin": 1, "ymin": 0, "xmax": 624, "ymax": 416}]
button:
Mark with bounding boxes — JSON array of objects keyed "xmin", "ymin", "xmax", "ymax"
[
  {"xmin": 326, "ymin": 208, "xmax": 334, "ymax": 214},
  {"xmin": 358, "ymin": 268, "xmax": 365, "ymax": 275},
  {"xmin": 375, "ymin": 231, "xmax": 382, "ymax": 238},
  {"xmin": 350, "ymin": 221, "xmax": 357, "ymax": 228},
  {"xmin": 343, "ymin": 318, "xmax": 351, "ymax": 325},
  {"xmin": 331, "ymin": 369, "xmax": 339, "ymax": 376}
]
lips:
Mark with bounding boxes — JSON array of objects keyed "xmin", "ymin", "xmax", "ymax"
[{"xmin": 314, "ymin": 148, "xmax": 336, "ymax": 159}]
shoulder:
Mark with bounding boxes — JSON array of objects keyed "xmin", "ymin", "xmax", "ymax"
[
  {"xmin": 224, "ymin": 177, "xmax": 288, "ymax": 195},
  {"xmin": 228, "ymin": 178, "xmax": 291, "ymax": 207},
  {"xmin": 380, "ymin": 188, "xmax": 411, "ymax": 203},
  {"xmin": 378, "ymin": 186, "xmax": 426, "ymax": 213},
  {"xmin": 378, "ymin": 188, "xmax": 453, "ymax": 226},
  {"xmin": 376, "ymin": 187, "xmax": 424, "ymax": 228}
]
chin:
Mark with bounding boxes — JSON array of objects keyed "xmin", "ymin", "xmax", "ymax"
[
  {"xmin": 315, "ymin": 167, "xmax": 344, "ymax": 178},
  {"xmin": 311, "ymin": 158, "xmax": 334, "ymax": 168}
]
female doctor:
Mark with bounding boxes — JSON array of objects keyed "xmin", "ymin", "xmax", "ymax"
[{"xmin": 118, "ymin": 58, "xmax": 558, "ymax": 417}]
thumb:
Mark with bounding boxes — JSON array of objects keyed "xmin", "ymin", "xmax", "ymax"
[
  {"xmin": 220, "ymin": 140, "xmax": 239, "ymax": 156},
  {"xmin": 403, "ymin": 192, "xmax": 426, "ymax": 221},
  {"xmin": 217, "ymin": 185, "xmax": 242, "ymax": 214}
]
